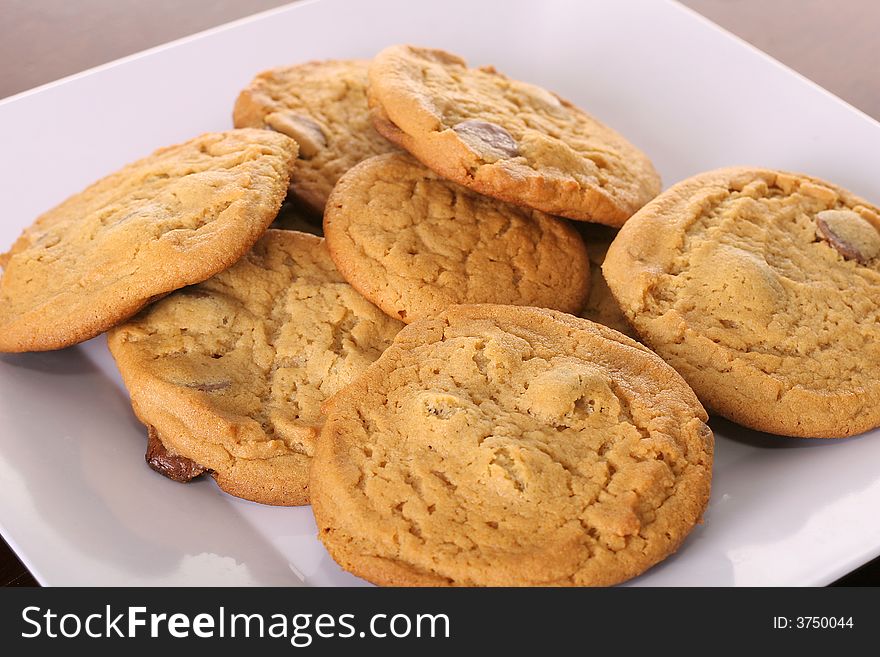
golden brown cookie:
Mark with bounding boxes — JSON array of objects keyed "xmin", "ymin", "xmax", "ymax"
[
  {"xmin": 367, "ymin": 45, "xmax": 660, "ymax": 226},
  {"xmin": 576, "ymin": 224, "xmax": 637, "ymax": 339},
  {"xmin": 603, "ymin": 167, "xmax": 880, "ymax": 438},
  {"xmin": 311, "ymin": 305, "xmax": 713, "ymax": 586},
  {"xmin": 324, "ymin": 153, "xmax": 590, "ymax": 323},
  {"xmin": 233, "ymin": 59, "xmax": 397, "ymax": 214},
  {"xmin": 108, "ymin": 230, "xmax": 403, "ymax": 505},
  {"xmin": 0, "ymin": 129, "xmax": 297, "ymax": 353}
]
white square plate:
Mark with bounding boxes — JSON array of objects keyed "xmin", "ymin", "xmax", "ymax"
[{"xmin": 2, "ymin": 0, "xmax": 879, "ymax": 586}]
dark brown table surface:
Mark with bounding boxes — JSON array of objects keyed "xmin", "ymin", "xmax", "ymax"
[{"xmin": 1, "ymin": 0, "xmax": 878, "ymax": 587}]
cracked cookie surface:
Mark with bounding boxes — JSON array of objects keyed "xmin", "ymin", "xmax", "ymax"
[
  {"xmin": 311, "ymin": 304, "xmax": 713, "ymax": 586},
  {"xmin": 367, "ymin": 45, "xmax": 661, "ymax": 226},
  {"xmin": 603, "ymin": 167, "xmax": 880, "ymax": 437},
  {"xmin": 324, "ymin": 153, "xmax": 590, "ymax": 323},
  {"xmin": 0, "ymin": 129, "xmax": 297, "ymax": 352},
  {"xmin": 234, "ymin": 59, "xmax": 397, "ymax": 214},
  {"xmin": 108, "ymin": 230, "xmax": 403, "ymax": 505}
]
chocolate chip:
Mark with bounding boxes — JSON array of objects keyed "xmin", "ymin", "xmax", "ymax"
[
  {"xmin": 452, "ymin": 120, "xmax": 518, "ymax": 160},
  {"xmin": 185, "ymin": 380, "xmax": 231, "ymax": 392},
  {"xmin": 816, "ymin": 209, "xmax": 880, "ymax": 265},
  {"xmin": 265, "ymin": 111, "xmax": 326, "ymax": 159},
  {"xmin": 145, "ymin": 426, "xmax": 206, "ymax": 482}
]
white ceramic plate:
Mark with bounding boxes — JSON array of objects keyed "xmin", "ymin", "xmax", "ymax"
[{"xmin": 2, "ymin": 0, "xmax": 879, "ymax": 587}]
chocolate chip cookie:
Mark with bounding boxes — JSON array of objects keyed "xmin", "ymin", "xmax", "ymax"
[
  {"xmin": 311, "ymin": 304, "xmax": 713, "ymax": 586},
  {"xmin": 324, "ymin": 153, "xmax": 590, "ymax": 323},
  {"xmin": 233, "ymin": 59, "xmax": 397, "ymax": 214},
  {"xmin": 108, "ymin": 230, "xmax": 403, "ymax": 505},
  {"xmin": 367, "ymin": 45, "xmax": 661, "ymax": 226},
  {"xmin": 604, "ymin": 167, "xmax": 880, "ymax": 437},
  {"xmin": 0, "ymin": 129, "xmax": 297, "ymax": 352}
]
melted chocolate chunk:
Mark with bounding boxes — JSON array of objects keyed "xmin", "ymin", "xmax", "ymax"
[
  {"xmin": 145, "ymin": 426, "xmax": 206, "ymax": 482},
  {"xmin": 816, "ymin": 209, "xmax": 880, "ymax": 265},
  {"xmin": 265, "ymin": 111, "xmax": 326, "ymax": 159},
  {"xmin": 453, "ymin": 120, "xmax": 518, "ymax": 159}
]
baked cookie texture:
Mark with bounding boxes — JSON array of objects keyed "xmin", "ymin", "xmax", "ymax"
[
  {"xmin": 367, "ymin": 45, "xmax": 661, "ymax": 226},
  {"xmin": 108, "ymin": 230, "xmax": 403, "ymax": 505},
  {"xmin": 0, "ymin": 129, "xmax": 297, "ymax": 353},
  {"xmin": 576, "ymin": 223, "xmax": 637, "ymax": 339},
  {"xmin": 603, "ymin": 167, "xmax": 880, "ymax": 438},
  {"xmin": 324, "ymin": 153, "xmax": 590, "ymax": 323},
  {"xmin": 311, "ymin": 305, "xmax": 713, "ymax": 586},
  {"xmin": 233, "ymin": 59, "xmax": 397, "ymax": 214}
]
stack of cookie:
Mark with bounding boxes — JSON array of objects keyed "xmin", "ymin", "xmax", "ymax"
[{"xmin": 1, "ymin": 44, "xmax": 878, "ymax": 587}]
